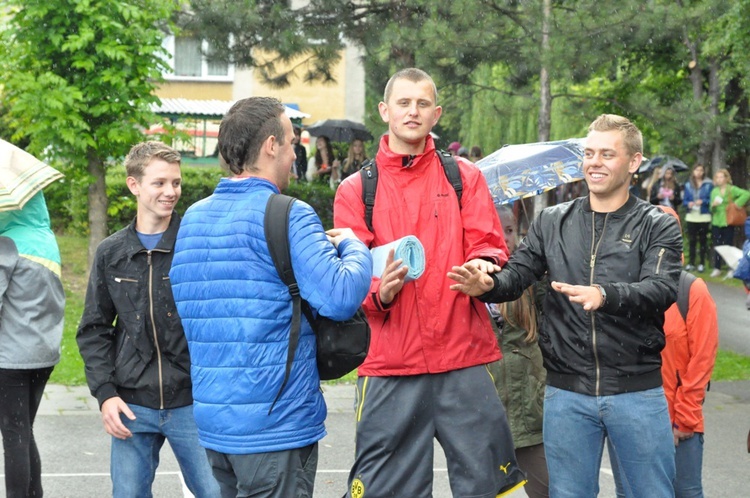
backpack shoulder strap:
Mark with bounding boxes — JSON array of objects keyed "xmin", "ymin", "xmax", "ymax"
[
  {"xmin": 677, "ymin": 270, "xmax": 696, "ymax": 323},
  {"xmin": 264, "ymin": 193, "xmax": 302, "ymax": 413},
  {"xmin": 437, "ymin": 149, "xmax": 463, "ymax": 207},
  {"xmin": 360, "ymin": 159, "xmax": 378, "ymax": 233}
]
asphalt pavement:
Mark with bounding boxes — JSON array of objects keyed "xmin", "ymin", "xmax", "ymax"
[{"xmin": 3, "ymin": 280, "xmax": 748, "ymax": 498}]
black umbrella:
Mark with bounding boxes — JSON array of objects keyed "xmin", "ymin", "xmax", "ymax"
[
  {"xmin": 305, "ymin": 119, "xmax": 374, "ymax": 142},
  {"xmin": 638, "ymin": 155, "xmax": 689, "ymax": 174}
]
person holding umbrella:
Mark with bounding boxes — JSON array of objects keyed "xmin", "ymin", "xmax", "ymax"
[{"xmin": 0, "ymin": 190, "xmax": 64, "ymax": 498}]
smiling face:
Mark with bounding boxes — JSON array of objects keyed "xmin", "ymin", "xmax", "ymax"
[
  {"xmin": 378, "ymin": 77, "xmax": 442, "ymax": 155},
  {"xmin": 583, "ymin": 130, "xmax": 642, "ymax": 211},
  {"xmin": 127, "ymin": 159, "xmax": 181, "ymax": 232}
]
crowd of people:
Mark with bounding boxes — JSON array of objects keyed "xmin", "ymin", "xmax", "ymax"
[{"xmin": 3, "ymin": 66, "xmax": 743, "ymax": 498}]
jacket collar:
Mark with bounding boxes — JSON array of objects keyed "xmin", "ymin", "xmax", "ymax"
[
  {"xmin": 124, "ymin": 211, "xmax": 181, "ymax": 258},
  {"xmin": 376, "ymin": 134, "xmax": 438, "ymax": 171},
  {"xmin": 582, "ymin": 193, "xmax": 638, "ymax": 215}
]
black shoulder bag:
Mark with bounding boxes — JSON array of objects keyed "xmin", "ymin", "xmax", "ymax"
[{"xmin": 264, "ymin": 194, "xmax": 370, "ymax": 412}]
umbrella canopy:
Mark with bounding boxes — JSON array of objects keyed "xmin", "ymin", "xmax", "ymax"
[
  {"xmin": 638, "ymin": 155, "xmax": 689, "ymax": 175},
  {"xmin": 0, "ymin": 139, "xmax": 64, "ymax": 212},
  {"xmin": 715, "ymin": 245, "xmax": 743, "ymax": 270},
  {"xmin": 477, "ymin": 138, "xmax": 585, "ymax": 206},
  {"xmin": 305, "ymin": 119, "xmax": 374, "ymax": 143}
]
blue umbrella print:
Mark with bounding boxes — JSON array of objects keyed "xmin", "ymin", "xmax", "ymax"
[{"xmin": 476, "ymin": 138, "xmax": 585, "ymax": 206}]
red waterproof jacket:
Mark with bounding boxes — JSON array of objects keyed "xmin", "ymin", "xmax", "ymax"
[
  {"xmin": 334, "ymin": 135, "xmax": 509, "ymax": 376},
  {"xmin": 661, "ymin": 277, "xmax": 718, "ymax": 433}
]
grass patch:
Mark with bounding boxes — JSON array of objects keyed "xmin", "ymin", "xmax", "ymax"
[
  {"xmin": 52, "ymin": 235, "xmax": 750, "ymax": 387},
  {"xmin": 53, "ymin": 234, "xmax": 88, "ymax": 386},
  {"xmin": 712, "ymin": 350, "xmax": 750, "ymax": 381}
]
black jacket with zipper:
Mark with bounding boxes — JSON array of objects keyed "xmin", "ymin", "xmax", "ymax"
[
  {"xmin": 77, "ymin": 213, "xmax": 192, "ymax": 409},
  {"xmin": 480, "ymin": 195, "xmax": 683, "ymax": 396}
]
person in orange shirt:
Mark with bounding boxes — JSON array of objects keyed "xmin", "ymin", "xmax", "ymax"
[{"xmin": 612, "ymin": 205, "xmax": 719, "ymax": 498}]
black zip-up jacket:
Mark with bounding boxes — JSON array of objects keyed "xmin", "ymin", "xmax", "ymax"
[
  {"xmin": 77, "ymin": 213, "xmax": 192, "ymax": 409},
  {"xmin": 480, "ymin": 195, "xmax": 683, "ymax": 396}
]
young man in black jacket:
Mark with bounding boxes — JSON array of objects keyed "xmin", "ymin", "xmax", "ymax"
[
  {"xmin": 449, "ymin": 114, "xmax": 683, "ymax": 498},
  {"xmin": 77, "ymin": 142, "xmax": 218, "ymax": 497}
]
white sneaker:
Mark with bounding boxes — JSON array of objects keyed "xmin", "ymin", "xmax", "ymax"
[
  {"xmin": 724, "ymin": 270, "xmax": 734, "ymax": 280},
  {"xmin": 710, "ymin": 268, "xmax": 721, "ymax": 278},
  {"xmin": 697, "ymin": 264, "xmax": 705, "ymax": 273}
]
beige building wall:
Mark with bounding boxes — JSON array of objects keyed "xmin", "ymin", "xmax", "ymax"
[
  {"xmin": 157, "ymin": 81, "xmax": 234, "ymax": 101},
  {"xmin": 156, "ymin": 51, "xmax": 365, "ymax": 127}
]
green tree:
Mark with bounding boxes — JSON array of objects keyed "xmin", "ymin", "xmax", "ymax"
[{"xmin": 0, "ymin": 0, "xmax": 177, "ymax": 264}]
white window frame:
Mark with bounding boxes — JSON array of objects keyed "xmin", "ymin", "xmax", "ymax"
[{"xmin": 162, "ymin": 35, "xmax": 235, "ymax": 82}]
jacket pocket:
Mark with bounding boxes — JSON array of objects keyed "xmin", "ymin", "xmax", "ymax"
[{"xmin": 108, "ymin": 275, "xmax": 141, "ymax": 312}]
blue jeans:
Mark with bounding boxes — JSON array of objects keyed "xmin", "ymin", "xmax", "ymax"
[
  {"xmin": 111, "ymin": 404, "xmax": 219, "ymax": 498},
  {"xmin": 543, "ymin": 386, "xmax": 675, "ymax": 498},
  {"xmin": 611, "ymin": 433, "xmax": 704, "ymax": 498}
]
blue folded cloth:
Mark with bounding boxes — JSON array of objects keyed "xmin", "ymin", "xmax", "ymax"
[{"xmin": 370, "ymin": 235, "xmax": 425, "ymax": 282}]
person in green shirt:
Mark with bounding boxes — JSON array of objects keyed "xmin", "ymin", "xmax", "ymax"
[{"xmin": 709, "ymin": 168, "xmax": 750, "ymax": 278}]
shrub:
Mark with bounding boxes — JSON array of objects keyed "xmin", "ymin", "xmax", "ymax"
[{"xmin": 46, "ymin": 166, "xmax": 337, "ymax": 234}]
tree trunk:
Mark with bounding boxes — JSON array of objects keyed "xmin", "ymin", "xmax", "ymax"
[
  {"xmin": 534, "ymin": 0, "xmax": 552, "ymax": 217},
  {"xmin": 87, "ymin": 148, "xmax": 108, "ymax": 270},
  {"xmin": 708, "ymin": 58, "xmax": 723, "ymax": 173},
  {"xmin": 685, "ymin": 34, "xmax": 713, "ymax": 167}
]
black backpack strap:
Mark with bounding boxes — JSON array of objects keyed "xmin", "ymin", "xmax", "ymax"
[
  {"xmin": 264, "ymin": 193, "xmax": 302, "ymax": 414},
  {"xmin": 677, "ymin": 270, "xmax": 696, "ymax": 323},
  {"xmin": 360, "ymin": 151, "xmax": 462, "ymax": 232},
  {"xmin": 437, "ymin": 149, "xmax": 463, "ymax": 207},
  {"xmin": 360, "ymin": 159, "xmax": 378, "ymax": 233}
]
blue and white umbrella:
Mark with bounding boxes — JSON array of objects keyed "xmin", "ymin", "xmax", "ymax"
[{"xmin": 477, "ymin": 138, "xmax": 585, "ymax": 206}]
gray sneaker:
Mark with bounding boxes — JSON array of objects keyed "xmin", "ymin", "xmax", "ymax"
[
  {"xmin": 697, "ymin": 264, "xmax": 705, "ymax": 273},
  {"xmin": 685, "ymin": 264, "xmax": 695, "ymax": 271}
]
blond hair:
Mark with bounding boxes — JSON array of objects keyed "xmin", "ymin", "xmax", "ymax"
[{"xmin": 588, "ymin": 114, "xmax": 643, "ymax": 156}]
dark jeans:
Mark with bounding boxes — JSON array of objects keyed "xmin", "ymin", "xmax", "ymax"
[
  {"xmin": 686, "ymin": 221, "xmax": 710, "ymax": 267},
  {"xmin": 712, "ymin": 225, "xmax": 737, "ymax": 270},
  {"xmin": 0, "ymin": 367, "xmax": 53, "ymax": 498},
  {"xmin": 516, "ymin": 443, "xmax": 549, "ymax": 498}
]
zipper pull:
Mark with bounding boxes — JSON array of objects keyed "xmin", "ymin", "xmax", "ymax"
[
  {"xmin": 147, "ymin": 251, "xmax": 152, "ymax": 266},
  {"xmin": 590, "ymin": 254, "xmax": 596, "ymax": 268}
]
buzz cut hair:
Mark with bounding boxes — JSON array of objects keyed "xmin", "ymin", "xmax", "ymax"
[
  {"xmin": 588, "ymin": 114, "xmax": 643, "ymax": 157},
  {"xmin": 383, "ymin": 68, "xmax": 438, "ymax": 105},
  {"xmin": 125, "ymin": 141, "xmax": 181, "ymax": 181}
]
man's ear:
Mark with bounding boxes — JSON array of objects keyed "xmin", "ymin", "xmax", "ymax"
[
  {"xmin": 262, "ymin": 134, "xmax": 277, "ymax": 157},
  {"xmin": 432, "ymin": 105, "xmax": 442, "ymax": 126},
  {"xmin": 125, "ymin": 176, "xmax": 140, "ymax": 196},
  {"xmin": 378, "ymin": 101, "xmax": 389, "ymax": 123},
  {"xmin": 628, "ymin": 152, "xmax": 643, "ymax": 174}
]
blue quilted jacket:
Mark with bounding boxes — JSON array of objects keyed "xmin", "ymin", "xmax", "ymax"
[{"xmin": 170, "ymin": 177, "xmax": 372, "ymax": 454}]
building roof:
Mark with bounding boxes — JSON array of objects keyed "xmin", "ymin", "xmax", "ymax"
[{"xmin": 152, "ymin": 98, "xmax": 311, "ymax": 120}]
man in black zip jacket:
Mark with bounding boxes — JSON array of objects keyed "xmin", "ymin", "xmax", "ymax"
[
  {"xmin": 449, "ymin": 114, "xmax": 683, "ymax": 498},
  {"xmin": 77, "ymin": 142, "xmax": 218, "ymax": 497}
]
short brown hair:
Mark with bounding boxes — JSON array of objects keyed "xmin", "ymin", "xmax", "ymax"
[
  {"xmin": 588, "ymin": 114, "xmax": 643, "ymax": 156},
  {"xmin": 383, "ymin": 68, "xmax": 438, "ymax": 104},
  {"xmin": 125, "ymin": 141, "xmax": 181, "ymax": 181}
]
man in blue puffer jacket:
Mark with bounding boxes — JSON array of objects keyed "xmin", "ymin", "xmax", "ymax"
[{"xmin": 170, "ymin": 96, "xmax": 372, "ymax": 498}]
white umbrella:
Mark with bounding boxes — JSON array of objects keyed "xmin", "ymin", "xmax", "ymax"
[
  {"xmin": 714, "ymin": 245, "xmax": 744, "ymax": 270},
  {"xmin": 0, "ymin": 139, "xmax": 64, "ymax": 212}
]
